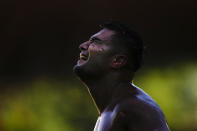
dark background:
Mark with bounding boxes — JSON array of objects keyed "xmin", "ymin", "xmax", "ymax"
[
  {"xmin": 1, "ymin": 0, "xmax": 196, "ymax": 81},
  {"xmin": 0, "ymin": 0, "xmax": 197, "ymax": 131}
]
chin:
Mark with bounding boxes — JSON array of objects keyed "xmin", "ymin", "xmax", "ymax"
[
  {"xmin": 73, "ymin": 64, "xmax": 81, "ymax": 76},
  {"xmin": 73, "ymin": 58, "xmax": 105, "ymax": 81},
  {"xmin": 73, "ymin": 63, "xmax": 87, "ymax": 80},
  {"xmin": 73, "ymin": 58, "xmax": 88, "ymax": 73}
]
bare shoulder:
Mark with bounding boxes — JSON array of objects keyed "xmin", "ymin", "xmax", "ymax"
[
  {"xmin": 114, "ymin": 84, "xmax": 170, "ymax": 131},
  {"xmin": 119, "ymin": 85, "xmax": 164, "ymax": 116}
]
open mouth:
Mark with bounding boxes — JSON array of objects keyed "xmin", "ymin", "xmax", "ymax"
[{"xmin": 79, "ymin": 53, "xmax": 89, "ymax": 61}]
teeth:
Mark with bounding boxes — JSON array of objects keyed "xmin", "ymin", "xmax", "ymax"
[{"xmin": 80, "ymin": 54, "xmax": 87, "ymax": 60}]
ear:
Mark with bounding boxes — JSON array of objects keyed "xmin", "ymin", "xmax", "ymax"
[{"xmin": 110, "ymin": 55, "xmax": 128, "ymax": 69}]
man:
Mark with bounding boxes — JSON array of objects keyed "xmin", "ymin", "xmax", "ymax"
[{"xmin": 73, "ymin": 22, "xmax": 169, "ymax": 131}]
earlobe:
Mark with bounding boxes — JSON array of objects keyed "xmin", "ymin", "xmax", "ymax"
[{"xmin": 111, "ymin": 55, "xmax": 128, "ymax": 69}]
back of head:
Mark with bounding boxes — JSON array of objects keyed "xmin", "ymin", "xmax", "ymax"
[{"xmin": 100, "ymin": 21, "xmax": 144, "ymax": 72}]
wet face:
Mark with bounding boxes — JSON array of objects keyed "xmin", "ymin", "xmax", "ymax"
[{"xmin": 73, "ymin": 28, "xmax": 116, "ymax": 78}]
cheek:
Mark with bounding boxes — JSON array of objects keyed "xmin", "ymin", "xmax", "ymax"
[{"xmin": 89, "ymin": 44, "xmax": 104, "ymax": 56}]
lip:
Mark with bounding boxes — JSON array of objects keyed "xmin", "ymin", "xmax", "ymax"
[
  {"xmin": 77, "ymin": 53, "xmax": 89, "ymax": 66},
  {"xmin": 79, "ymin": 53, "xmax": 88, "ymax": 60}
]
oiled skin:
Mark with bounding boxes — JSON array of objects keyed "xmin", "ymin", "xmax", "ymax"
[
  {"xmin": 94, "ymin": 84, "xmax": 169, "ymax": 131},
  {"xmin": 73, "ymin": 28, "xmax": 170, "ymax": 131}
]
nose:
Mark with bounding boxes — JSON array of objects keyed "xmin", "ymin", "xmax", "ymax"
[{"xmin": 79, "ymin": 41, "xmax": 90, "ymax": 51}]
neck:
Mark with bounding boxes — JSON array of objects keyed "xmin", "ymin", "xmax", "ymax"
[{"xmin": 81, "ymin": 71, "xmax": 133, "ymax": 115}]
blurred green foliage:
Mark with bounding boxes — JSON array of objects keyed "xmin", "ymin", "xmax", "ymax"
[
  {"xmin": 135, "ymin": 63, "xmax": 197, "ymax": 131},
  {"xmin": 0, "ymin": 80, "xmax": 97, "ymax": 131},
  {"xmin": 0, "ymin": 63, "xmax": 197, "ymax": 131}
]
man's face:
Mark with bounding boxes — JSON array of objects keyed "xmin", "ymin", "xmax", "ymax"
[{"xmin": 73, "ymin": 28, "xmax": 116, "ymax": 77}]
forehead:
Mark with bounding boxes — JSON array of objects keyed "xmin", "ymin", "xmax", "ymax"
[{"xmin": 91, "ymin": 28, "xmax": 115, "ymax": 41}]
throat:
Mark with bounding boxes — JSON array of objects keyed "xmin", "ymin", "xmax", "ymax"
[
  {"xmin": 87, "ymin": 84, "xmax": 112, "ymax": 114},
  {"xmin": 81, "ymin": 71, "xmax": 134, "ymax": 114},
  {"xmin": 87, "ymin": 80, "xmax": 133, "ymax": 114}
]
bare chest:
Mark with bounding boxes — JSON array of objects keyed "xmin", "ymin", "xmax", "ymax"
[{"xmin": 93, "ymin": 111, "xmax": 118, "ymax": 131}]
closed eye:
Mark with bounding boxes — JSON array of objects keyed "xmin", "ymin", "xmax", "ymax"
[{"xmin": 90, "ymin": 37, "xmax": 102, "ymax": 44}]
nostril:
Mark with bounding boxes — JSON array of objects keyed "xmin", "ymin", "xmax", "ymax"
[
  {"xmin": 79, "ymin": 45, "xmax": 86, "ymax": 51},
  {"xmin": 79, "ymin": 44, "xmax": 84, "ymax": 50},
  {"xmin": 79, "ymin": 42, "xmax": 89, "ymax": 51}
]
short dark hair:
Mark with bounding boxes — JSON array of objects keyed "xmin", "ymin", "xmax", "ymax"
[{"xmin": 100, "ymin": 21, "xmax": 144, "ymax": 72}]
